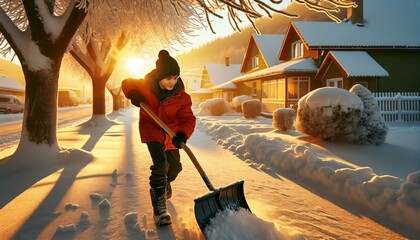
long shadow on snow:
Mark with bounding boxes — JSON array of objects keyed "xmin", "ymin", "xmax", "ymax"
[{"xmin": 6, "ymin": 116, "xmax": 115, "ymax": 238}]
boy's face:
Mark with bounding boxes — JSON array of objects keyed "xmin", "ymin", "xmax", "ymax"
[{"xmin": 159, "ymin": 75, "xmax": 179, "ymax": 90}]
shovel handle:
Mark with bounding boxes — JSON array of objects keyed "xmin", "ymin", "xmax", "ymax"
[{"xmin": 139, "ymin": 102, "xmax": 216, "ymax": 191}]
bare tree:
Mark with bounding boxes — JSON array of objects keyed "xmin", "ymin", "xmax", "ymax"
[
  {"xmin": 69, "ymin": 1, "xmax": 204, "ymax": 121},
  {"xmin": 0, "ymin": 0, "xmax": 355, "ymax": 165}
]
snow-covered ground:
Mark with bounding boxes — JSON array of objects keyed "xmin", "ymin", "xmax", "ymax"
[{"xmin": 0, "ymin": 107, "xmax": 419, "ymax": 239}]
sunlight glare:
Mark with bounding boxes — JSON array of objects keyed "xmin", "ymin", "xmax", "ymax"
[{"xmin": 125, "ymin": 58, "xmax": 145, "ymax": 78}]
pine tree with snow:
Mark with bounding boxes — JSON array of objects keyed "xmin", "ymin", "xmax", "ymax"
[{"xmin": 347, "ymin": 84, "xmax": 388, "ymax": 145}]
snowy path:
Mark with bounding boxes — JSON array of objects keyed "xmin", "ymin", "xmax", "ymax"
[{"xmin": 0, "ymin": 109, "xmax": 409, "ymax": 239}]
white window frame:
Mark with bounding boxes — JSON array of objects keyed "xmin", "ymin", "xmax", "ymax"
[
  {"xmin": 327, "ymin": 78, "xmax": 344, "ymax": 88},
  {"xmin": 252, "ymin": 55, "xmax": 259, "ymax": 69},
  {"xmin": 291, "ymin": 40, "xmax": 304, "ymax": 59}
]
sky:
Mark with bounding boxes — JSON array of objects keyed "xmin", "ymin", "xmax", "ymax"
[{"xmin": 0, "ymin": 96, "xmax": 419, "ymax": 239}]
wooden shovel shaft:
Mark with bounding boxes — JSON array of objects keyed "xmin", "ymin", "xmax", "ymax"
[{"xmin": 139, "ymin": 102, "xmax": 216, "ymax": 191}]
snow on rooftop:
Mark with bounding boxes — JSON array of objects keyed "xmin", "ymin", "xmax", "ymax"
[
  {"xmin": 205, "ymin": 63, "xmax": 242, "ymax": 87},
  {"xmin": 0, "ymin": 75, "xmax": 25, "ymax": 91},
  {"xmin": 294, "ymin": 0, "xmax": 420, "ymax": 48},
  {"xmin": 211, "ymin": 81, "xmax": 237, "ymax": 90},
  {"xmin": 233, "ymin": 58, "xmax": 318, "ymax": 82},
  {"xmin": 188, "ymin": 88, "xmax": 212, "ymax": 94},
  {"xmin": 185, "ymin": 77, "xmax": 201, "ymax": 91},
  {"xmin": 329, "ymin": 51, "xmax": 389, "ymax": 77},
  {"xmin": 252, "ymin": 34, "xmax": 284, "ymax": 67}
]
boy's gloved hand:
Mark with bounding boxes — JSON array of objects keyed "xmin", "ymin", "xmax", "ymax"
[
  {"xmin": 172, "ymin": 132, "xmax": 187, "ymax": 148},
  {"xmin": 127, "ymin": 90, "xmax": 143, "ymax": 107}
]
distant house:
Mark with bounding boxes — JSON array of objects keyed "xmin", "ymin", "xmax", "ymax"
[
  {"xmin": 0, "ymin": 75, "xmax": 25, "ymax": 101},
  {"xmin": 284, "ymin": 0, "xmax": 420, "ymax": 93},
  {"xmin": 189, "ymin": 57, "xmax": 242, "ymax": 106},
  {"xmin": 232, "ymin": 33, "xmax": 317, "ymax": 111},
  {"xmin": 314, "ymin": 51, "xmax": 389, "ymax": 89},
  {"xmin": 229, "ymin": 0, "xmax": 420, "ymax": 113}
]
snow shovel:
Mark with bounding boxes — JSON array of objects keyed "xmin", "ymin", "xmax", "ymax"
[{"xmin": 139, "ymin": 102, "xmax": 251, "ymax": 233}]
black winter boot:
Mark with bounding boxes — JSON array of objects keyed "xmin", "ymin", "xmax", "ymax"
[
  {"xmin": 166, "ymin": 182, "xmax": 172, "ymax": 199},
  {"xmin": 150, "ymin": 186, "xmax": 172, "ymax": 226}
]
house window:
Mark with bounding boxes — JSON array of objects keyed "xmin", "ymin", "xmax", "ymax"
[
  {"xmin": 252, "ymin": 55, "xmax": 259, "ymax": 69},
  {"xmin": 262, "ymin": 78, "xmax": 285, "ymax": 99},
  {"xmin": 327, "ymin": 78, "xmax": 343, "ymax": 88},
  {"xmin": 251, "ymin": 82, "xmax": 257, "ymax": 97},
  {"xmin": 287, "ymin": 77, "xmax": 310, "ymax": 100},
  {"xmin": 291, "ymin": 40, "xmax": 304, "ymax": 59}
]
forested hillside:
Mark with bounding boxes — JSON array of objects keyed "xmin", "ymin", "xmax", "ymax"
[{"xmin": 176, "ymin": 3, "xmax": 346, "ymax": 80}]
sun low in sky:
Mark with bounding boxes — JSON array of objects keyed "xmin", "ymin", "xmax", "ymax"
[{"xmin": 125, "ymin": 58, "xmax": 148, "ymax": 79}]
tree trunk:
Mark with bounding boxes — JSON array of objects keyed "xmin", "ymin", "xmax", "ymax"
[
  {"xmin": 21, "ymin": 65, "xmax": 60, "ymax": 145},
  {"xmin": 112, "ymin": 93, "xmax": 120, "ymax": 111},
  {"xmin": 92, "ymin": 77, "xmax": 107, "ymax": 115}
]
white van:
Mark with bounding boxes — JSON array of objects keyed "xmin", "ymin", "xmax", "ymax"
[{"xmin": 0, "ymin": 94, "xmax": 24, "ymax": 114}]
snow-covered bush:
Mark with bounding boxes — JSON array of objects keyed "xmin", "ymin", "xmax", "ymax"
[
  {"xmin": 198, "ymin": 98, "xmax": 229, "ymax": 116},
  {"xmin": 294, "ymin": 87, "xmax": 364, "ymax": 140},
  {"xmin": 231, "ymin": 95, "xmax": 252, "ymax": 112},
  {"xmin": 242, "ymin": 99, "xmax": 261, "ymax": 118},
  {"xmin": 346, "ymin": 84, "xmax": 388, "ymax": 145},
  {"xmin": 272, "ymin": 108, "xmax": 296, "ymax": 131}
]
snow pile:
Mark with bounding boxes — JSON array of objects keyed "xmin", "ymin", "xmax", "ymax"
[
  {"xmin": 231, "ymin": 95, "xmax": 252, "ymax": 112},
  {"xmin": 197, "ymin": 98, "xmax": 231, "ymax": 116},
  {"xmin": 347, "ymin": 84, "xmax": 388, "ymax": 144},
  {"xmin": 295, "ymin": 87, "xmax": 363, "ymax": 140},
  {"xmin": 197, "ymin": 119, "xmax": 420, "ymax": 235},
  {"xmin": 205, "ymin": 208, "xmax": 287, "ymax": 240}
]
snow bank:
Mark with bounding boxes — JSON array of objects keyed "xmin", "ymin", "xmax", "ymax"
[{"xmin": 197, "ymin": 119, "xmax": 420, "ymax": 235}]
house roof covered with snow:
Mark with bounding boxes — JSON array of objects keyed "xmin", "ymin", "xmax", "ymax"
[
  {"xmin": 252, "ymin": 34, "xmax": 284, "ymax": 67},
  {"xmin": 185, "ymin": 77, "xmax": 201, "ymax": 91},
  {"xmin": 322, "ymin": 51, "xmax": 389, "ymax": 78},
  {"xmin": 233, "ymin": 58, "xmax": 318, "ymax": 82},
  {"xmin": 204, "ymin": 63, "xmax": 242, "ymax": 87},
  {"xmin": 293, "ymin": 0, "xmax": 420, "ymax": 48},
  {"xmin": 211, "ymin": 81, "xmax": 237, "ymax": 90},
  {"xmin": 0, "ymin": 75, "xmax": 25, "ymax": 91},
  {"xmin": 188, "ymin": 88, "xmax": 212, "ymax": 95}
]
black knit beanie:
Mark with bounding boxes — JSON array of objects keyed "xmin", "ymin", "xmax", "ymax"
[{"xmin": 155, "ymin": 50, "xmax": 180, "ymax": 81}]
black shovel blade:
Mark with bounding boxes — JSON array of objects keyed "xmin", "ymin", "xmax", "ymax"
[
  {"xmin": 194, "ymin": 180, "xmax": 251, "ymax": 233},
  {"xmin": 219, "ymin": 180, "xmax": 250, "ymax": 212},
  {"xmin": 194, "ymin": 189, "xmax": 222, "ymax": 232}
]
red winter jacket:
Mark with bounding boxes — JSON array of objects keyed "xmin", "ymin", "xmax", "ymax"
[{"xmin": 121, "ymin": 70, "xmax": 196, "ymax": 150}]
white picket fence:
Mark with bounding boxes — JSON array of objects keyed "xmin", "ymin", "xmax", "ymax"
[{"xmin": 373, "ymin": 92, "xmax": 420, "ymax": 122}]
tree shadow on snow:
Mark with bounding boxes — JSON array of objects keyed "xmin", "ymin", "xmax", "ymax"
[
  {"xmin": 76, "ymin": 115, "xmax": 119, "ymax": 152},
  {"xmin": 12, "ymin": 150, "xmax": 92, "ymax": 239}
]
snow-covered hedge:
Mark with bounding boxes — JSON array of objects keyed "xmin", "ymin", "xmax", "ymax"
[
  {"xmin": 197, "ymin": 98, "xmax": 231, "ymax": 116},
  {"xmin": 294, "ymin": 87, "xmax": 363, "ymax": 140},
  {"xmin": 242, "ymin": 99, "xmax": 261, "ymax": 118},
  {"xmin": 272, "ymin": 108, "xmax": 295, "ymax": 131},
  {"xmin": 346, "ymin": 84, "xmax": 388, "ymax": 145},
  {"xmin": 231, "ymin": 95, "xmax": 252, "ymax": 112},
  {"xmin": 197, "ymin": 119, "xmax": 420, "ymax": 235}
]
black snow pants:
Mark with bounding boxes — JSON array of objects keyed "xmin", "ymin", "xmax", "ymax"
[{"xmin": 146, "ymin": 141, "xmax": 182, "ymax": 188}]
